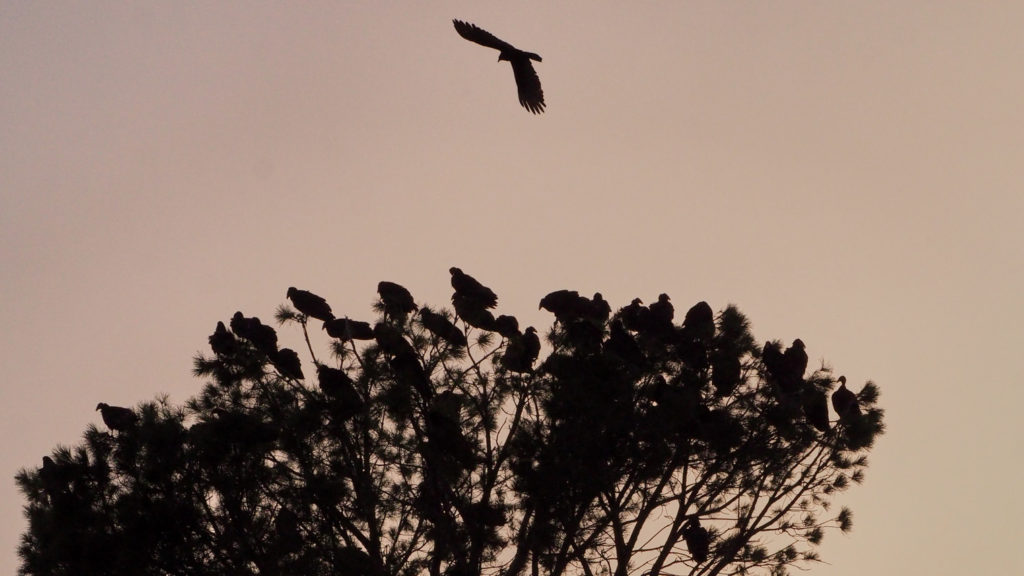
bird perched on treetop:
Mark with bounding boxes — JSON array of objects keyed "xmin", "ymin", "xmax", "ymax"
[
  {"xmin": 453, "ymin": 19, "xmax": 545, "ymax": 114},
  {"xmin": 287, "ymin": 287, "xmax": 334, "ymax": 321},
  {"xmin": 450, "ymin": 267, "xmax": 498, "ymax": 309},
  {"xmin": 96, "ymin": 403, "xmax": 138, "ymax": 432},
  {"xmin": 831, "ymin": 375, "xmax": 861, "ymax": 423}
]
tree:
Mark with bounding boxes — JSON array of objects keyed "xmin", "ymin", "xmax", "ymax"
[{"xmin": 17, "ymin": 273, "xmax": 884, "ymax": 576}]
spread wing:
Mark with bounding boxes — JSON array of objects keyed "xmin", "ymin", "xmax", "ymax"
[
  {"xmin": 453, "ymin": 19, "xmax": 516, "ymax": 52},
  {"xmin": 511, "ymin": 58, "xmax": 545, "ymax": 114}
]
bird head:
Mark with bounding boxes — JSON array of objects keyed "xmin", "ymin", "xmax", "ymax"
[
  {"xmin": 96, "ymin": 402, "xmax": 107, "ymax": 411},
  {"xmin": 837, "ymin": 375, "xmax": 847, "ymax": 387}
]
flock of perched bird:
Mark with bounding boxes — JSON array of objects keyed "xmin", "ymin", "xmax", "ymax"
[{"xmin": 94, "ymin": 268, "xmax": 863, "ymax": 440}]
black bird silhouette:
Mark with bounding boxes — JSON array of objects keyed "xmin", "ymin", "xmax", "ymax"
[
  {"xmin": 230, "ymin": 312, "xmax": 278, "ymax": 356},
  {"xmin": 648, "ymin": 293, "xmax": 675, "ymax": 327},
  {"xmin": 271, "ymin": 348, "xmax": 304, "ymax": 380},
  {"xmin": 377, "ymin": 281, "xmax": 418, "ymax": 320},
  {"xmin": 831, "ymin": 375, "xmax": 861, "ymax": 423},
  {"xmin": 450, "ymin": 267, "xmax": 498, "ymax": 309},
  {"xmin": 420, "ymin": 308, "xmax": 468, "ymax": 348},
  {"xmin": 493, "ymin": 314, "xmax": 521, "ymax": 339},
  {"xmin": 618, "ymin": 298, "xmax": 648, "ymax": 332},
  {"xmin": 682, "ymin": 518, "xmax": 711, "ymax": 564},
  {"xmin": 323, "ymin": 317, "xmax": 375, "ymax": 341},
  {"xmin": 539, "ymin": 290, "xmax": 584, "ymax": 321},
  {"xmin": 453, "ymin": 19, "xmax": 545, "ymax": 114},
  {"xmin": 802, "ymin": 385, "xmax": 831, "ymax": 432},
  {"xmin": 287, "ymin": 287, "xmax": 334, "ymax": 321},
  {"xmin": 505, "ymin": 326, "xmax": 541, "ymax": 373},
  {"xmin": 208, "ymin": 321, "xmax": 238, "ymax": 357},
  {"xmin": 96, "ymin": 403, "xmax": 138, "ymax": 432}
]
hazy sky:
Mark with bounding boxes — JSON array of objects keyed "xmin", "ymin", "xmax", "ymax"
[{"xmin": 2, "ymin": 2, "xmax": 1022, "ymax": 574}]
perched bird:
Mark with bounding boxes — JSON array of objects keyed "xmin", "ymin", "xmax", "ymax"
[
  {"xmin": 452, "ymin": 294, "xmax": 497, "ymax": 331},
  {"xmin": 648, "ymin": 294, "xmax": 675, "ymax": 328},
  {"xmin": 323, "ymin": 317, "xmax": 375, "ymax": 341},
  {"xmin": 96, "ymin": 403, "xmax": 138, "ymax": 432},
  {"xmin": 711, "ymin": 353, "xmax": 741, "ymax": 397},
  {"xmin": 762, "ymin": 341, "xmax": 786, "ymax": 381},
  {"xmin": 453, "ymin": 19, "xmax": 545, "ymax": 114},
  {"xmin": 503, "ymin": 327, "xmax": 541, "ymax": 373},
  {"xmin": 373, "ymin": 322, "xmax": 417, "ymax": 358},
  {"xmin": 316, "ymin": 364, "xmax": 364, "ymax": 418},
  {"xmin": 682, "ymin": 301, "xmax": 715, "ymax": 343},
  {"xmin": 831, "ymin": 376, "xmax": 861, "ymax": 423},
  {"xmin": 605, "ymin": 320, "xmax": 644, "ymax": 367},
  {"xmin": 389, "ymin": 349, "xmax": 434, "ymax": 400},
  {"xmin": 287, "ymin": 287, "xmax": 334, "ymax": 321},
  {"xmin": 618, "ymin": 298, "xmax": 648, "ymax": 332},
  {"xmin": 493, "ymin": 314, "xmax": 521, "ymax": 339},
  {"xmin": 450, "ymin": 267, "xmax": 498, "ymax": 309},
  {"xmin": 801, "ymin": 385, "xmax": 831, "ymax": 432},
  {"xmin": 230, "ymin": 312, "xmax": 278, "ymax": 356},
  {"xmin": 420, "ymin": 308, "xmax": 468, "ymax": 348},
  {"xmin": 377, "ymin": 281, "xmax": 417, "ymax": 320},
  {"xmin": 208, "ymin": 321, "xmax": 238, "ymax": 357},
  {"xmin": 539, "ymin": 290, "xmax": 583, "ymax": 321},
  {"xmin": 782, "ymin": 339, "xmax": 809, "ymax": 386},
  {"xmin": 682, "ymin": 518, "xmax": 711, "ymax": 564},
  {"xmin": 272, "ymin": 348, "xmax": 304, "ymax": 380},
  {"xmin": 586, "ymin": 293, "xmax": 612, "ymax": 324}
]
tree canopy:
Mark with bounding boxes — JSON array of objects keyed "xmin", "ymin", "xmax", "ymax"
[{"xmin": 17, "ymin": 271, "xmax": 884, "ymax": 576}]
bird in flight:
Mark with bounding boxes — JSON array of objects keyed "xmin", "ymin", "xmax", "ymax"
[{"xmin": 453, "ymin": 19, "xmax": 545, "ymax": 114}]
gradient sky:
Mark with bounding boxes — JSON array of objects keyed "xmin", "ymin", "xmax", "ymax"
[{"xmin": 2, "ymin": 3, "xmax": 1022, "ymax": 574}]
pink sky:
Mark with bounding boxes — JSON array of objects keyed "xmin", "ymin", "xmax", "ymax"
[{"xmin": 2, "ymin": 3, "xmax": 1022, "ymax": 574}]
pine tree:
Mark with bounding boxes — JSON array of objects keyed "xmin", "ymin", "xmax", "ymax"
[{"xmin": 17, "ymin": 272, "xmax": 884, "ymax": 576}]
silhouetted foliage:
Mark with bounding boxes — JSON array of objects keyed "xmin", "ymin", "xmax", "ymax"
[{"xmin": 18, "ymin": 270, "xmax": 885, "ymax": 576}]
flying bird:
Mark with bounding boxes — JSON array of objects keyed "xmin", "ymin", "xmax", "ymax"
[{"xmin": 453, "ymin": 19, "xmax": 545, "ymax": 114}]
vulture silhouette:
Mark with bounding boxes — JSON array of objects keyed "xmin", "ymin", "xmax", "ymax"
[
  {"xmin": 618, "ymin": 298, "xmax": 648, "ymax": 332},
  {"xmin": 502, "ymin": 326, "xmax": 540, "ymax": 373},
  {"xmin": 287, "ymin": 287, "xmax": 334, "ymax": 321},
  {"xmin": 208, "ymin": 321, "xmax": 238, "ymax": 357},
  {"xmin": 316, "ymin": 364, "xmax": 364, "ymax": 418},
  {"xmin": 377, "ymin": 281, "xmax": 417, "ymax": 320},
  {"xmin": 230, "ymin": 312, "xmax": 278, "ymax": 356},
  {"xmin": 420, "ymin": 308, "xmax": 468, "ymax": 348},
  {"xmin": 450, "ymin": 267, "xmax": 498, "ymax": 309},
  {"xmin": 682, "ymin": 518, "xmax": 711, "ymax": 564},
  {"xmin": 605, "ymin": 320, "xmax": 644, "ymax": 367},
  {"xmin": 494, "ymin": 314, "xmax": 521, "ymax": 339},
  {"xmin": 831, "ymin": 375, "xmax": 861, "ymax": 423},
  {"xmin": 802, "ymin": 386, "xmax": 831, "ymax": 432},
  {"xmin": 682, "ymin": 301, "xmax": 715, "ymax": 343},
  {"xmin": 539, "ymin": 289, "xmax": 583, "ymax": 320},
  {"xmin": 782, "ymin": 339, "xmax": 809, "ymax": 387},
  {"xmin": 96, "ymin": 403, "xmax": 138, "ymax": 432},
  {"xmin": 271, "ymin": 348, "xmax": 304, "ymax": 380},
  {"xmin": 648, "ymin": 293, "xmax": 675, "ymax": 327},
  {"xmin": 453, "ymin": 19, "xmax": 545, "ymax": 114},
  {"xmin": 323, "ymin": 317, "xmax": 375, "ymax": 341},
  {"xmin": 452, "ymin": 293, "xmax": 497, "ymax": 331},
  {"xmin": 587, "ymin": 293, "xmax": 612, "ymax": 323}
]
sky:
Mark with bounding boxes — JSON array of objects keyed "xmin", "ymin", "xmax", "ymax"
[{"xmin": 2, "ymin": 2, "xmax": 1022, "ymax": 574}]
